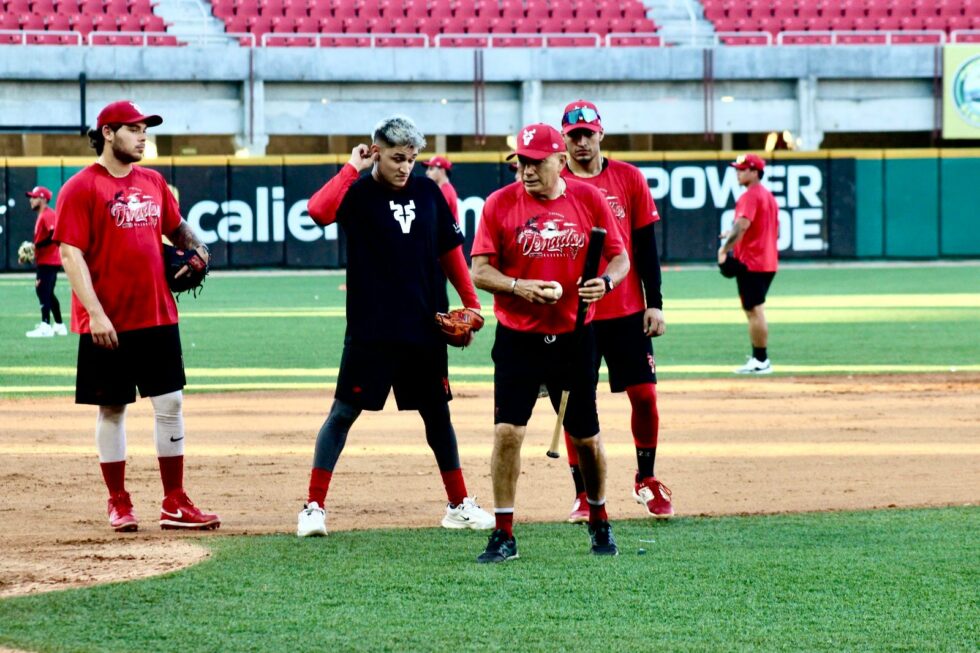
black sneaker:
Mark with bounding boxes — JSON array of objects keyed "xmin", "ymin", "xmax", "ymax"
[
  {"xmin": 588, "ymin": 521, "xmax": 619, "ymax": 556},
  {"xmin": 476, "ymin": 529, "xmax": 519, "ymax": 564}
]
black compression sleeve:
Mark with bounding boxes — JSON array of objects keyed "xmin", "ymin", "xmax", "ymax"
[{"xmin": 632, "ymin": 223, "xmax": 663, "ymax": 310}]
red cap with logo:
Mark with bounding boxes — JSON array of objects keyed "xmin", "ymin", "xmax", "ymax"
[
  {"xmin": 97, "ymin": 100, "xmax": 163, "ymax": 129},
  {"xmin": 561, "ymin": 100, "xmax": 602, "ymax": 134},
  {"xmin": 730, "ymin": 153, "xmax": 766, "ymax": 171},
  {"xmin": 25, "ymin": 186, "xmax": 53, "ymax": 201},
  {"xmin": 506, "ymin": 123, "xmax": 567, "ymax": 160},
  {"xmin": 422, "ymin": 156, "xmax": 453, "ymax": 171}
]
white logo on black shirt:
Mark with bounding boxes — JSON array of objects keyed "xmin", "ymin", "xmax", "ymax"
[{"xmin": 389, "ymin": 200, "xmax": 416, "ymax": 234}]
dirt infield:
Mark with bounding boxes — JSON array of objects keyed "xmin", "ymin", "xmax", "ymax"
[{"xmin": 1, "ymin": 373, "xmax": 977, "ymax": 598}]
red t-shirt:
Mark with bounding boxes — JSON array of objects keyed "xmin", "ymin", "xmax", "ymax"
[
  {"xmin": 561, "ymin": 158, "xmax": 659, "ymax": 320},
  {"xmin": 33, "ymin": 207, "xmax": 62, "ymax": 266},
  {"xmin": 472, "ymin": 178, "xmax": 625, "ymax": 335},
  {"xmin": 733, "ymin": 182, "xmax": 779, "ymax": 272},
  {"xmin": 440, "ymin": 182, "xmax": 459, "ymax": 223},
  {"xmin": 54, "ymin": 163, "xmax": 182, "ymax": 334}
]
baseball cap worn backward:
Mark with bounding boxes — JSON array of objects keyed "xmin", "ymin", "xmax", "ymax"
[
  {"xmin": 731, "ymin": 153, "xmax": 766, "ymax": 171},
  {"xmin": 97, "ymin": 100, "xmax": 163, "ymax": 129},
  {"xmin": 25, "ymin": 186, "xmax": 52, "ymax": 200},
  {"xmin": 506, "ymin": 123, "xmax": 567, "ymax": 161},
  {"xmin": 561, "ymin": 100, "xmax": 602, "ymax": 134},
  {"xmin": 422, "ymin": 156, "xmax": 453, "ymax": 170}
]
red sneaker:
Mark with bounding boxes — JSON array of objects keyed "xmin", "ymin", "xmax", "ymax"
[
  {"xmin": 633, "ymin": 477, "xmax": 674, "ymax": 518},
  {"xmin": 159, "ymin": 490, "xmax": 221, "ymax": 530},
  {"xmin": 108, "ymin": 491, "xmax": 138, "ymax": 532},
  {"xmin": 567, "ymin": 492, "xmax": 589, "ymax": 524}
]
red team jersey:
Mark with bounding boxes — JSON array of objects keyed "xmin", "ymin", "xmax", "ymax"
[
  {"xmin": 33, "ymin": 207, "xmax": 62, "ymax": 266},
  {"xmin": 472, "ymin": 178, "xmax": 624, "ymax": 335},
  {"xmin": 733, "ymin": 183, "xmax": 779, "ymax": 272},
  {"xmin": 54, "ymin": 164, "xmax": 182, "ymax": 334},
  {"xmin": 439, "ymin": 182, "xmax": 459, "ymax": 223},
  {"xmin": 561, "ymin": 158, "xmax": 659, "ymax": 320}
]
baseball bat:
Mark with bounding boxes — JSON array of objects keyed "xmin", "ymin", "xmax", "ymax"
[{"xmin": 547, "ymin": 226, "xmax": 607, "ymax": 459}]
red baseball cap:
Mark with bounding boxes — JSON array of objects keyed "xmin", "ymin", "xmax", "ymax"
[
  {"xmin": 422, "ymin": 156, "xmax": 453, "ymax": 171},
  {"xmin": 561, "ymin": 100, "xmax": 602, "ymax": 134},
  {"xmin": 731, "ymin": 153, "xmax": 766, "ymax": 171},
  {"xmin": 97, "ymin": 100, "xmax": 163, "ymax": 129},
  {"xmin": 25, "ymin": 186, "xmax": 52, "ymax": 200},
  {"xmin": 506, "ymin": 123, "xmax": 567, "ymax": 161}
]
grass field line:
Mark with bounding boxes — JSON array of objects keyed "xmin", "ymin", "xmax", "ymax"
[{"xmin": 1, "ymin": 441, "xmax": 977, "ymax": 457}]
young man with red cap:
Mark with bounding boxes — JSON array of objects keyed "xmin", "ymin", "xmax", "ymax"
[
  {"xmin": 55, "ymin": 100, "xmax": 220, "ymax": 532},
  {"xmin": 718, "ymin": 153, "xmax": 779, "ymax": 374},
  {"xmin": 559, "ymin": 100, "xmax": 674, "ymax": 521},
  {"xmin": 471, "ymin": 123, "xmax": 630, "ymax": 563},
  {"xmin": 421, "ymin": 155, "xmax": 459, "ymax": 222},
  {"xmin": 25, "ymin": 185, "xmax": 69, "ymax": 339}
]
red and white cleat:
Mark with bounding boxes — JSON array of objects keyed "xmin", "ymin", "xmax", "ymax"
[
  {"xmin": 108, "ymin": 491, "xmax": 138, "ymax": 532},
  {"xmin": 633, "ymin": 477, "xmax": 674, "ymax": 519},
  {"xmin": 567, "ymin": 492, "xmax": 589, "ymax": 524},
  {"xmin": 159, "ymin": 490, "xmax": 221, "ymax": 530}
]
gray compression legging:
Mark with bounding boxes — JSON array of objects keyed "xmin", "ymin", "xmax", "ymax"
[{"xmin": 312, "ymin": 398, "xmax": 461, "ymax": 472}]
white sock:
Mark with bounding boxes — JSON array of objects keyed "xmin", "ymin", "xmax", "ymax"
[
  {"xmin": 151, "ymin": 391, "xmax": 185, "ymax": 458},
  {"xmin": 95, "ymin": 405, "xmax": 127, "ymax": 463}
]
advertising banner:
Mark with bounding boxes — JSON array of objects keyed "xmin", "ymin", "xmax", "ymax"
[{"xmin": 943, "ymin": 45, "xmax": 980, "ymax": 139}]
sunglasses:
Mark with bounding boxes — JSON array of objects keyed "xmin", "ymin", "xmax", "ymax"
[{"xmin": 562, "ymin": 106, "xmax": 600, "ymax": 125}]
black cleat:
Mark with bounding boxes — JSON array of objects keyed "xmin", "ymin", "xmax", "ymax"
[
  {"xmin": 588, "ymin": 520, "xmax": 619, "ymax": 556},
  {"xmin": 477, "ymin": 529, "xmax": 519, "ymax": 564}
]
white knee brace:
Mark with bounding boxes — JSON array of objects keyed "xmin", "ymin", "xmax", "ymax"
[{"xmin": 151, "ymin": 390, "xmax": 185, "ymax": 458}]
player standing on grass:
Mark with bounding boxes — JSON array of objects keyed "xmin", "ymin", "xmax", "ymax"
[
  {"xmin": 558, "ymin": 100, "xmax": 674, "ymax": 520},
  {"xmin": 717, "ymin": 153, "xmax": 779, "ymax": 374},
  {"xmin": 24, "ymin": 186, "xmax": 69, "ymax": 339},
  {"xmin": 295, "ymin": 115, "xmax": 494, "ymax": 537},
  {"xmin": 421, "ymin": 155, "xmax": 459, "ymax": 222},
  {"xmin": 470, "ymin": 123, "xmax": 630, "ymax": 563},
  {"xmin": 55, "ymin": 100, "xmax": 220, "ymax": 532}
]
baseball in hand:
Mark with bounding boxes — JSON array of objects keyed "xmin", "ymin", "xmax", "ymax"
[{"xmin": 541, "ymin": 281, "xmax": 563, "ymax": 301}]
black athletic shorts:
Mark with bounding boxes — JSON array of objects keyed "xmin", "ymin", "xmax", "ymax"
[
  {"xmin": 491, "ymin": 324, "xmax": 599, "ymax": 439},
  {"xmin": 76, "ymin": 324, "xmax": 185, "ymax": 406},
  {"xmin": 335, "ymin": 340, "xmax": 451, "ymax": 411},
  {"xmin": 593, "ymin": 311, "xmax": 657, "ymax": 392},
  {"xmin": 736, "ymin": 271, "xmax": 776, "ymax": 310}
]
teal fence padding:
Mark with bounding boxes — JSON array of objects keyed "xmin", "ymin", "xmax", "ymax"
[
  {"xmin": 939, "ymin": 157, "xmax": 980, "ymax": 256},
  {"xmin": 883, "ymin": 158, "xmax": 940, "ymax": 258},
  {"xmin": 855, "ymin": 158, "xmax": 884, "ymax": 258}
]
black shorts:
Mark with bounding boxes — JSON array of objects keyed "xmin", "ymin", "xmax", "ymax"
[
  {"xmin": 76, "ymin": 324, "xmax": 186, "ymax": 406},
  {"xmin": 736, "ymin": 271, "xmax": 776, "ymax": 310},
  {"xmin": 594, "ymin": 311, "xmax": 657, "ymax": 392},
  {"xmin": 491, "ymin": 324, "xmax": 599, "ymax": 439},
  {"xmin": 335, "ymin": 340, "xmax": 451, "ymax": 411}
]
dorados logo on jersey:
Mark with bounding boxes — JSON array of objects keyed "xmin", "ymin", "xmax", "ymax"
[
  {"xmin": 389, "ymin": 200, "xmax": 416, "ymax": 234},
  {"xmin": 108, "ymin": 188, "xmax": 161, "ymax": 229},
  {"xmin": 516, "ymin": 213, "xmax": 586, "ymax": 258}
]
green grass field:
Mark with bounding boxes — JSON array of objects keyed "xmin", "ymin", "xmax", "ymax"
[
  {"xmin": 3, "ymin": 264, "xmax": 979, "ymax": 393},
  {"xmin": 0, "ymin": 508, "xmax": 977, "ymax": 652}
]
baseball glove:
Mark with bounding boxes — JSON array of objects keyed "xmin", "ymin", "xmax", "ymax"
[
  {"xmin": 718, "ymin": 253, "xmax": 748, "ymax": 279},
  {"xmin": 164, "ymin": 244, "xmax": 209, "ymax": 297},
  {"xmin": 435, "ymin": 308, "xmax": 484, "ymax": 348},
  {"xmin": 17, "ymin": 241, "xmax": 35, "ymax": 265}
]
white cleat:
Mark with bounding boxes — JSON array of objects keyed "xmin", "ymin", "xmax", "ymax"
[
  {"xmin": 26, "ymin": 322, "xmax": 55, "ymax": 338},
  {"xmin": 297, "ymin": 502, "xmax": 328, "ymax": 537},
  {"xmin": 441, "ymin": 496, "xmax": 495, "ymax": 530},
  {"xmin": 735, "ymin": 357, "xmax": 772, "ymax": 375},
  {"xmin": 52, "ymin": 323, "xmax": 68, "ymax": 336}
]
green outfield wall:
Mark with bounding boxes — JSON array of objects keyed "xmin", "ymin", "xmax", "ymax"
[{"xmin": 2, "ymin": 150, "xmax": 978, "ymax": 271}]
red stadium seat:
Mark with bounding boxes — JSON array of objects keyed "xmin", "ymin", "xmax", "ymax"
[
  {"xmin": 474, "ymin": 0, "xmax": 498, "ymax": 18},
  {"xmin": 213, "ymin": 3, "xmax": 235, "ymax": 17},
  {"xmin": 248, "ymin": 14, "xmax": 273, "ymax": 33},
  {"xmin": 31, "ymin": 0, "xmax": 57, "ymax": 13},
  {"xmin": 271, "ymin": 14, "xmax": 296, "ymax": 29},
  {"xmin": 117, "ymin": 13, "xmax": 141, "ymax": 29},
  {"xmin": 332, "ymin": 2, "xmax": 356, "ymax": 17},
  {"xmin": 403, "ymin": 0, "xmax": 426, "ymax": 17},
  {"xmin": 104, "ymin": 0, "xmax": 128, "ymax": 13},
  {"xmin": 141, "ymin": 13, "xmax": 164, "ymax": 29},
  {"xmin": 781, "ymin": 16, "xmax": 807, "ymax": 31},
  {"xmin": 307, "ymin": 1, "xmax": 331, "ymax": 16},
  {"xmin": 633, "ymin": 17, "xmax": 656, "ymax": 32},
  {"xmin": 500, "ymin": 0, "xmax": 522, "ymax": 19},
  {"xmin": 236, "ymin": 3, "xmax": 261, "ymax": 16},
  {"xmin": 128, "ymin": 0, "xmax": 153, "ymax": 14},
  {"xmin": 343, "ymin": 14, "xmax": 366, "ymax": 30},
  {"xmin": 54, "ymin": 0, "xmax": 78, "ymax": 13},
  {"xmin": 463, "ymin": 15, "xmax": 488, "ymax": 31},
  {"xmin": 622, "ymin": 1, "xmax": 645, "ymax": 19},
  {"xmin": 575, "ymin": 4, "xmax": 600, "ymax": 20},
  {"xmin": 429, "ymin": 0, "xmax": 452, "ymax": 18},
  {"xmin": 597, "ymin": 1, "xmax": 621, "ymax": 18},
  {"xmin": 261, "ymin": 0, "xmax": 285, "ymax": 15},
  {"xmin": 797, "ymin": 4, "xmax": 821, "ymax": 18},
  {"xmin": 6, "ymin": 0, "xmax": 32, "ymax": 13},
  {"xmin": 47, "ymin": 13, "xmax": 71, "ymax": 29},
  {"xmin": 317, "ymin": 15, "xmax": 342, "ymax": 30},
  {"xmin": 526, "ymin": 2, "xmax": 549, "ymax": 19},
  {"xmin": 293, "ymin": 14, "xmax": 316, "ymax": 30},
  {"xmin": 224, "ymin": 14, "xmax": 248, "ymax": 31}
]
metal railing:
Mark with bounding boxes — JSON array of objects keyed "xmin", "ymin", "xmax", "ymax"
[
  {"xmin": 0, "ymin": 29, "xmax": 84, "ymax": 45},
  {"xmin": 775, "ymin": 29, "xmax": 947, "ymax": 45},
  {"xmin": 950, "ymin": 29, "xmax": 980, "ymax": 43},
  {"xmin": 262, "ymin": 31, "xmax": 429, "ymax": 46},
  {"xmin": 711, "ymin": 30, "xmax": 774, "ymax": 45},
  {"xmin": 432, "ymin": 32, "xmax": 602, "ymax": 47}
]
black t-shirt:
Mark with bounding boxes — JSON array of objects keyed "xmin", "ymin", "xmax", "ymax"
[{"xmin": 338, "ymin": 173, "xmax": 464, "ymax": 345}]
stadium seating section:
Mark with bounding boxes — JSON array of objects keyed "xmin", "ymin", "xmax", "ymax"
[{"xmin": 0, "ymin": 0, "xmax": 176, "ymax": 44}]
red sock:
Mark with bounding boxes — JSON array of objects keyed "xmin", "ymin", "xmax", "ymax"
[
  {"xmin": 563, "ymin": 431, "xmax": 579, "ymax": 466},
  {"xmin": 440, "ymin": 468, "xmax": 467, "ymax": 506},
  {"xmin": 588, "ymin": 500, "xmax": 608, "ymax": 527},
  {"xmin": 495, "ymin": 511, "xmax": 514, "ymax": 538},
  {"xmin": 158, "ymin": 455, "xmax": 184, "ymax": 496},
  {"xmin": 627, "ymin": 383, "xmax": 659, "ymax": 448},
  {"xmin": 308, "ymin": 467, "xmax": 332, "ymax": 506},
  {"xmin": 100, "ymin": 460, "xmax": 126, "ymax": 496}
]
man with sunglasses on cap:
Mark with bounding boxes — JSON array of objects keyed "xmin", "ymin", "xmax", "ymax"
[
  {"xmin": 559, "ymin": 100, "xmax": 674, "ymax": 521},
  {"xmin": 24, "ymin": 185, "xmax": 69, "ymax": 339},
  {"xmin": 422, "ymin": 155, "xmax": 459, "ymax": 223},
  {"xmin": 718, "ymin": 153, "xmax": 779, "ymax": 374},
  {"xmin": 470, "ymin": 123, "xmax": 630, "ymax": 563},
  {"xmin": 54, "ymin": 100, "xmax": 220, "ymax": 532}
]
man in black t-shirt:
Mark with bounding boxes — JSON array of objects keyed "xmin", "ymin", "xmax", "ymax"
[{"xmin": 296, "ymin": 115, "xmax": 493, "ymax": 538}]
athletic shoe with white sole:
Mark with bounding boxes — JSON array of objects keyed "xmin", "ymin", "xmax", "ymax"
[
  {"xmin": 633, "ymin": 477, "xmax": 674, "ymax": 518},
  {"xmin": 735, "ymin": 357, "xmax": 772, "ymax": 374},
  {"xmin": 297, "ymin": 501, "xmax": 328, "ymax": 537},
  {"xmin": 159, "ymin": 490, "xmax": 221, "ymax": 530},
  {"xmin": 26, "ymin": 322, "xmax": 54, "ymax": 338},
  {"xmin": 108, "ymin": 491, "xmax": 138, "ymax": 532},
  {"xmin": 567, "ymin": 492, "xmax": 589, "ymax": 524},
  {"xmin": 476, "ymin": 529, "xmax": 519, "ymax": 564},
  {"xmin": 442, "ymin": 497, "xmax": 494, "ymax": 530},
  {"xmin": 588, "ymin": 521, "xmax": 619, "ymax": 556},
  {"xmin": 52, "ymin": 322, "xmax": 68, "ymax": 336}
]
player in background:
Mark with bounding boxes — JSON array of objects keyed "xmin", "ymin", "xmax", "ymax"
[
  {"xmin": 718, "ymin": 154, "xmax": 779, "ymax": 374},
  {"xmin": 55, "ymin": 100, "xmax": 220, "ymax": 532},
  {"xmin": 471, "ymin": 123, "xmax": 630, "ymax": 562},
  {"xmin": 24, "ymin": 186, "xmax": 69, "ymax": 338},
  {"xmin": 422, "ymin": 156, "xmax": 459, "ymax": 222},
  {"xmin": 296, "ymin": 115, "xmax": 494, "ymax": 537},
  {"xmin": 559, "ymin": 100, "xmax": 673, "ymax": 520}
]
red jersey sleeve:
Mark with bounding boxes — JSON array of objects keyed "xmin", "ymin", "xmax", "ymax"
[
  {"xmin": 629, "ymin": 166, "xmax": 659, "ymax": 230},
  {"xmin": 591, "ymin": 188, "xmax": 625, "ymax": 261},
  {"xmin": 735, "ymin": 188, "xmax": 760, "ymax": 223},
  {"xmin": 470, "ymin": 192, "xmax": 501, "ymax": 258},
  {"xmin": 439, "ymin": 245, "xmax": 480, "ymax": 309},
  {"xmin": 307, "ymin": 163, "xmax": 360, "ymax": 226},
  {"xmin": 33, "ymin": 214, "xmax": 51, "ymax": 245},
  {"xmin": 53, "ymin": 174, "xmax": 92, "ymax": 252}
]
